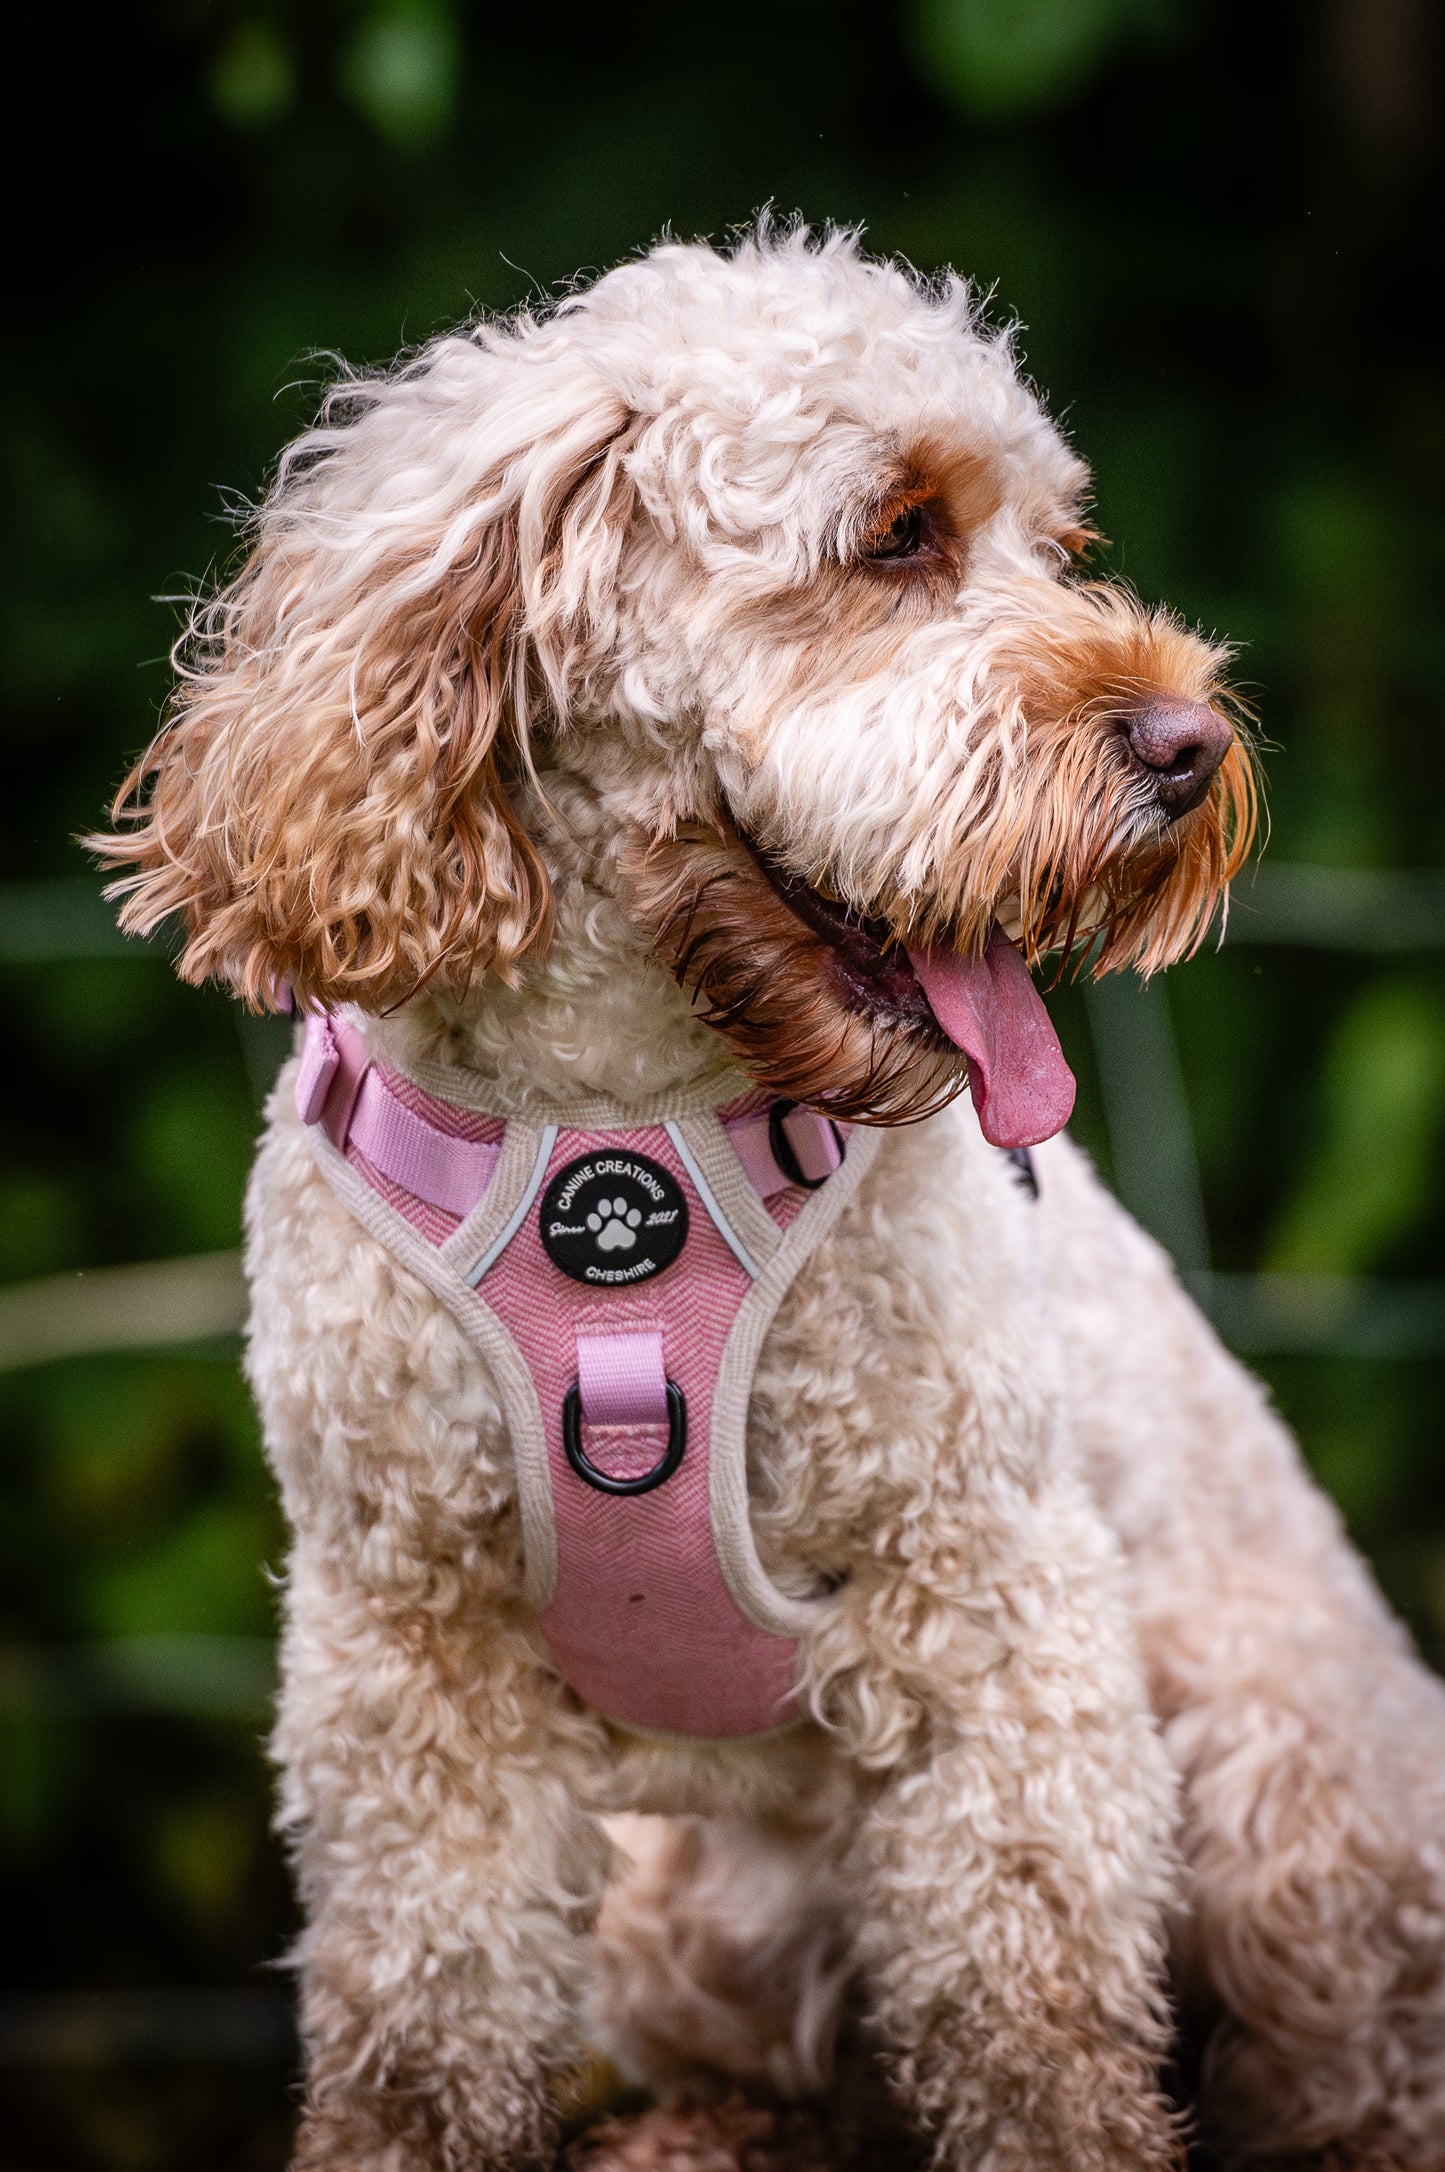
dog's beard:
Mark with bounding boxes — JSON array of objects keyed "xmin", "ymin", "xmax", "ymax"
[
  {"xmin": 621, "ymin": 825, "xmax": 965, "ymax": 1125},
  {"xmin": 623, "ymin": 824, "xmax": 1078, "ymax": 1138},
  {"xmin": 622, "ymin": 741, "xmax": 1254, "ymax": 1132}
]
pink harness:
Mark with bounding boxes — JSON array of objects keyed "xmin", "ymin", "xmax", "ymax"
[{"xmin": 294, "ymin": 1014, "xmax": 880, "ymax": 1739}]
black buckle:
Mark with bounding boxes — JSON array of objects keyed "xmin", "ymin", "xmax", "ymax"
[
  {"xmin": 562, "ymin": 1380, "xmax": 687, "ymax": 1497},
  {"xmin": 767, "ymin": 1099, "xmax": 846, "ymax": 1192}
]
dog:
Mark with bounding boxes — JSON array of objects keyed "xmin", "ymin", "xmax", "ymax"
[{"xmin": 96, "ymin": 227, "xmax": 1445, "ymax": 2170}]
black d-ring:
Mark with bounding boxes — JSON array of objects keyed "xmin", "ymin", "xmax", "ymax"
[
  {"xmin": 562, "ymin": 1380, "xmax": 687, "ymax": 1497},
  {"xmin": 768, "ymin": 1099, "xmax": 847, "ymax": 1192}
]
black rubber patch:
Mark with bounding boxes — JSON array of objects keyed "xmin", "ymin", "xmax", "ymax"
[{"xmin": 539, "ymin": 1151, "xmax": 689, "ymax": 1286}]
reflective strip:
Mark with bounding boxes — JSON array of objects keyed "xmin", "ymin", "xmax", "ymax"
[
  {"xmin": 664, "ymin": 1120, "xmax": 760, "ymax": 1280},
  {"xmin": 464, "ymin": 1125, "xmax": 558, "ymax": 1287}
]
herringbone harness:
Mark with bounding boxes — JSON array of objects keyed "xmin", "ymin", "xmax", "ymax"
[{"xmin": 295, "ymin": 1013, "xmax": 881, "ymax": 1739}]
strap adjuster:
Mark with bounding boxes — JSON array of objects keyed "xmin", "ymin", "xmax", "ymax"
[
  {"xmin": 768, "ymin": 1100, "xmax": 846, "ymax": 1192},
  {"xmin": 562, "ymin": 1379, "xmax": 687, "ymax": 1497}
]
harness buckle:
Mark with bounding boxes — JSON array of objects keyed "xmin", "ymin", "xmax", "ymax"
[
  {"xmin": 562, "ymin": 1379, "xmax": 687, "ymax": 1497},
  {"xmin": 768, "ymin": 1100, "xmax": 846, "ymax": 1192}
]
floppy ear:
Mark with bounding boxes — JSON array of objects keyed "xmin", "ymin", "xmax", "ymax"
[{"xmin": 93, "ymin": 320, "xmax": 635, "ymax": 1012}]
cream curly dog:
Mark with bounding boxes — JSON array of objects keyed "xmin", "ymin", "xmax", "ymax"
[{"xmin": 98, "ymin": 228, "xmax": 1445, "ymax": 2170}]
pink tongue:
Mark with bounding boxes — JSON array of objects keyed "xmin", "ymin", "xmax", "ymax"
[{"xmin": 906, "ymin": 929, "xmax": 1076, "ymax": 1149}]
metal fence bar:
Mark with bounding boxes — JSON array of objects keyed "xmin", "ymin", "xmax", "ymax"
[
  {"xmin": 0, "ymin": 1988, "xmax": 296, "ymax": 2066},
  {"xmin": 1085, "ymin": 974, "xmax": 1211, "ymax": 1274},
  {"xmin": 5, "ymin": 864, "xmax": 1445, "ymax": 968},
  {"xmin": 2, "ymin": 1251, "xmax": 1442, "ymax": 1380},
  {"xmin": 0, "ymin": 880, "xmax": 139, "ymax": 963},
  {"xmin": 1225, "ymin": 863, "xmax": 1445, "ymax": 950},
  {"xmin": 2, "ymin": 869, "xmax": 1440, "ymax": 1378},
  {"xmin": 1195, "ymin": 1272, "xmax": 1445, "ymax": 1358},
  {"xmin": 2, "ymin": 1244, "xmax": 1441, "ymax": 1372},
  {"xmin": 0, "ymin": 1635, "xmax": 276, "ymax": 1721},
  {"xmin": 0, "ymin": 1252, "xmax": 245, "ymax": 1372}
]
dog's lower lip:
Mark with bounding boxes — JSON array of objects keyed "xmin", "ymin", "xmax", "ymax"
[{"xmin": 736, "ymin": 831, "xmax": 942, "ymax": 1032}]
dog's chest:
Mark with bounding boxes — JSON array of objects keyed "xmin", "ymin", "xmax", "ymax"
[
  {"xmin": 742, "ymin": 1112, "xmax": 1059, "ymax": 1578},
  {"xmin": 250, "ymin": 1075, "xmax": 1057, "ymax": 1740}
]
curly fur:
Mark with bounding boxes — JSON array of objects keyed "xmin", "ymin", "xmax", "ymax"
[{"xmin": 96, "ymin": 225, "xmax": 1445, "ymax": 2171}]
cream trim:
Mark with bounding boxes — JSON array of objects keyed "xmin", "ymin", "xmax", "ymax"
[
  {"xmin": 705, "ymin": 1121, "xmax": 886, "ymax": 1637},
  {"xmin": 392, "ymin": 1054, "xmax": 751, "ymax": 1130},
  {"xmin": 436, "ymin": 1118, "xmax": 544, "ymax": 1281},
  {"xmin": 307, "ymin": 1130, "xmax": 559, "ymax": 1611},
  {"xmin": 458, "ymin": 1124, "xmax": 557, "ymax": 1287},
  {"xmin": 664, "ymin": 1120, "xmax": 762, "ymax": 1281},
  {"xmin": 670, "ymin": 1111, "xmax": 785, "ymax": 1277}
]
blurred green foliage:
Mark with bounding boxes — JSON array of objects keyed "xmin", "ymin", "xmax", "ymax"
[
  {"xmin": 1266, "ymin": 979, "xmax": 1445, "ymax": 1275},
  {"xmin": 910, "ymin": 0, "xmax": 1179, "ymax": 120},
  {"xmin": 2, "ymin": 0, "xmax": 1443, "ymax": 2164}
]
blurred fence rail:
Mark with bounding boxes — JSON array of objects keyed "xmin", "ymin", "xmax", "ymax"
[
  {"xmin": 1, "ymin": 867, "xmax": 1443, "ymax": 1374},
  {"xmin": 0, "ymin": 879, "xmax": 138, "ymax": 962},
  {"xmin": 8, "ymin": 865, "xmax": 1445, "ymax": 964},
  {"xmin": 0, "ymin": 1634, "xmax": 276, "ymax": 1721},
  {"xmin": 0, "ymin": 1987, "xmax": 295, "ymax": 2066},
  {"xmin": 1227, "ymin": 863, "xmax": 1445, "ymax": 950},
  {"xmin": 2, "ymin": 1246, "xmax": 1441, "ymax": 1371},
  {"xmin": 0, "ymin": 1252, "xmax": 246, "ymax": 1371},
  {"xmin": 1199, "ymin": 1272, "xmax": 1445, "ymax": 1357}
]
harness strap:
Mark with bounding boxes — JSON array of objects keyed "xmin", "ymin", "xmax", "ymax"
[
  {"xmin": 569, "ymin": 1328, "xmax": 683, "ymax": 1493},
  {"xmin": 577, "ymin": 1329, "xmax": 668, "ymax": 1426},
  {"xmin": 727, "ymin": 1105, "xmax": 845, "ymax": 1196},
  {"xmin": 295, "ymin": 1013, "xmax": 842, "ymax": 1214}
]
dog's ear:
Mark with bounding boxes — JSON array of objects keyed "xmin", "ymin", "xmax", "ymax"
[{"xmin": 92, "ymin": 324, "xmax": 635, "ymax": 1012}]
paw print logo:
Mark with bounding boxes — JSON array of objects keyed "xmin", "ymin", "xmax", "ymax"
[
  {"xmin": 539, "ymin": 1152, "xmax": 687, "ymax": 1285},
  {"xmin": 588, "ymin": 1198, "xmax": 642, "ymax": 1252}
]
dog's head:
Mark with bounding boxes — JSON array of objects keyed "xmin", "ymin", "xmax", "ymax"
[{"xmin": 97, "ymin": 227, "xmax": 1255, "ymax": 1144}]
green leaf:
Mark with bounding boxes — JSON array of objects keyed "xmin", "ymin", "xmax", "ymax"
[
  {"xmin": 340, "ymin": 0, "xmax": 460, "ymax": 149},
  {"xmin": 909, "ymin": 0, "xmax": 1135, "ymax": 119}
]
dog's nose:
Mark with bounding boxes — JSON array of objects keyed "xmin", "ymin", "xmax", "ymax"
[{"xmin": 1126, "ymin": 700, "xmax": 1234, "ymax": 818}]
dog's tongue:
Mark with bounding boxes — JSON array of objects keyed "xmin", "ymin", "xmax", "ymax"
[{"xmin": 906, "ymin": 929, "xmax": 1076, "ymax": 1148}]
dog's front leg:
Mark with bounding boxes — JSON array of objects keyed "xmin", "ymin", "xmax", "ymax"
[
  {"xmin": 832, "ymin": 1485, "xmax": 1182, "ymax": 2171},
  {"xmin": 276, "ymin": 1543, "xmax": 609, "ymax": 2172}
]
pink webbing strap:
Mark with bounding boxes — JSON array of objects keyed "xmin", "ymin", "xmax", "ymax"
[
  {"xmin": 577, "ymin": 1330, "xmax": 668, "ymax": 1426},
  {"xmin": 295, "ymin": 1014, "xmax": 499, "ymax": 1219},
  {"xmin": 297, "ymin": 1010, "xmax": 839, "ymax": 1216},
  {"xmin": 725, "ymin": 1105, "xmax": 846, "ymax": 1198},
  {"xmin": 573, "ymin": 1330, "xmax": 674, "ymax": 1489},
  {"xmin": 349, "ymin": 1074, "xmax": 499, "ymax": 1217}
]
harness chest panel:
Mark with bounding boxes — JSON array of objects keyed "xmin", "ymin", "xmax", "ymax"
[{"xmin": 295, "ymin": 1014, "xmax": 881, "ymax": 1740}]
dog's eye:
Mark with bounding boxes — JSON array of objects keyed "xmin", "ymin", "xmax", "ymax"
[{"xmin": 865, "ymin": 504, "xmax": 927, "ymax": 562}]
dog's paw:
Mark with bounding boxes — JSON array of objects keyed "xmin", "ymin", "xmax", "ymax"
[{"xmin": 588, "ymin": 1199, "xmax": 643, "ymax": 1252}]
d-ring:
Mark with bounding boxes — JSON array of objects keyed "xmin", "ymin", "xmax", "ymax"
[
  {"xmin": 561, "ymin": 1380, "xmax": 687, "ymax": 1497},
  {"xmin": 768, "ymin": 1099, "xmax": 846, "ymax": 1192}
]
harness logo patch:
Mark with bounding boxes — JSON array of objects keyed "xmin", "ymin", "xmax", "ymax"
[{"xmin": 539, "ymin": 1152, "xmax": 689, "ymax": 1286}]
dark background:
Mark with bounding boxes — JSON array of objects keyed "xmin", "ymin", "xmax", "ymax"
[{"xmin": 2, "ymin": 1, "xmax": 1442, "ymax": 2164}]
